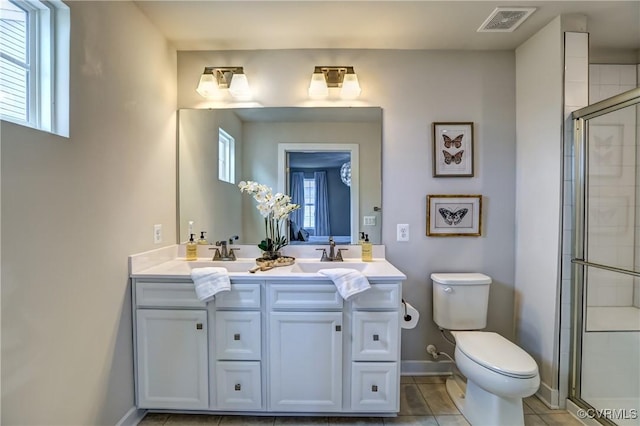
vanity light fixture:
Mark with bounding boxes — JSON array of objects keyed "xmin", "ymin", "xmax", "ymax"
[
  {"xmin": 196, "ymin": 67, "xmax": 252, "ymax": 100},
  {"xmin": 308, "ymin": 66, "xmax": 361, "ymax": 100}
]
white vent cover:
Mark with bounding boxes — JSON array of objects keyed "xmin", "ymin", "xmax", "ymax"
[{"xmin": 477, "ymin": 7, "xmax": 536, "ymax": 32}]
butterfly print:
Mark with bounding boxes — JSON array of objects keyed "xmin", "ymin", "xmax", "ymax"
[
  {"xmin": 443, "ymin": 150, "xmax": 464, "ymax": 165},
  {"xmin": 443, "ymin": 134, "xmax": 463, "ymax": 149},
  {"xmin": 439, "ymin": 208, "xmax": 468, "ymax": 225}
]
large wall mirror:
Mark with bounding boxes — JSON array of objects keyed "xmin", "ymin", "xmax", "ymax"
[{"xmin": 178, "ymin": 107, "xmax": 382, "ymax": 247}]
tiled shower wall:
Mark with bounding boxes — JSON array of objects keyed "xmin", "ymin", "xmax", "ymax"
[{"xmin": 587, "ymin": 64, "xmax": 638, "ymax": 308}]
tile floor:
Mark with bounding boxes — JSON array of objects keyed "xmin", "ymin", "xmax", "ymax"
[{"xmin": 138, "ymin": 376, "xmax": 585, "ymax": 426}]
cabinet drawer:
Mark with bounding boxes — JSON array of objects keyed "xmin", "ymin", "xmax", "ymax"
[
  {"xmin": 215, "ymin": 283, "xmax": 261, "ymax": 309},
  {"xmin": 351, "ymin": 362, "xmax": 398, "ymax": 412},
  {"xmin": 351, "ymin": 283, "xmax": 400, "ymax": 310},
  {"xmin": 216, "ymin": 361, "xmax": 262, "ymax": 410},
  {"xmin": 215, "ymin": 311, "xmax": 261, "ymax": 360},
  {"xmin": 136, "ymin": 282, "xmax": 205, "ymax": 308},
  {"xmin": 352, "ymin": 311, "xmax": 399, "ymax": 361},
  {"xmin": 268, "ymin": 283, "xmax": 342, "ymax": 310}
]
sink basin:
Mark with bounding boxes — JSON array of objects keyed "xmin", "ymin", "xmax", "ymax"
[
  {"xmin": 291, "ymin": 261, "xmax": 368, "ymax": 273},
  {"xmin": 186, "ymin": 260, "xmax": 257, "ymax": 273}
]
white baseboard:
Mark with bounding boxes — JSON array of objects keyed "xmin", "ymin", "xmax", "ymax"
[
  {"xmin": 116, "ymin": 407, "xmax": 147, "ymax": 426},
  {"xmin": 537, "ymin": 381, "xmax": 560, "ymax": 409},
  {"xmin": 401, "ymin": 360, "xmax": 454, "ymax": 376}
]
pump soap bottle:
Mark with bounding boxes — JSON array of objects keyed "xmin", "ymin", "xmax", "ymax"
[
  {"xmin": 197, "ymin": 231, "xmax": 208, "ymax": 245},
  {"xmin": 186, "ymin": 234, "xmax": 198, "ymax": 261},
  {"xmin": 361, "ymin": 234, "xmax": 373, "ymax": 262},
  {"xmin": 358, "ymin": 232, "xmax": 365, "ymax": 245}
]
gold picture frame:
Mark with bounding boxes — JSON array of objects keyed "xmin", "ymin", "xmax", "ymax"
[
  {"xmin": 432, "ymin": 122, "xmax": 474, "ymax": 177},
  {"xmin": 426, "ymin": 194, "xmax": 482, "ymax": 236}
]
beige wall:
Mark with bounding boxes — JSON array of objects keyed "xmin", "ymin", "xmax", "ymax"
[
  {"xmin": 0, "ymin": 2, "xmax": 176, "ymax": 425},
  {"xmin": 178, "ymin": 49, "xmax": 518, "ymax": 369}
]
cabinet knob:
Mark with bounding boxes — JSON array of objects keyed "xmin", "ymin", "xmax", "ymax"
[
  {"xmin": 372, "ymin": 385, "xmax": 378, "ymax": 392},
  {"xmin": 373, "ymin": 334, "xmax": 379, "ymax": 341},
  {"xmin": 234, "ymin": 333, "xmax": 241, "ymax": 341},
  {"xmin": 234, "ymin": 384, "xmax": 241, "ymax": 391},
  {"xmin": 335, "ymin": 325, "xmax": 342, "ymax": 332},
  {"xmin": 196, "ymin": 323, "xmax": 203, "ymax": 330}
]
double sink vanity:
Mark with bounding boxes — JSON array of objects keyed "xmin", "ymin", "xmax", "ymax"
[{"xmin": 129, "ymin": 244, "xmax": 406, "ymax": 416}]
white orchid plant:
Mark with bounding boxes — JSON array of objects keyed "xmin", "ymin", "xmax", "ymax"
[{"xmin": 239, "ymin": 180, "xmax": 300, "ymax": 256}]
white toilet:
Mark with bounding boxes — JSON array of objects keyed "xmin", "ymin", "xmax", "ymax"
[{"xmin": 431, "ymin": 273, "xmax": 540, "ymax": 426}]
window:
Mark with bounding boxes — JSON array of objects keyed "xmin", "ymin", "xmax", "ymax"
[
  {"xmin": 0, "ymin": 0, "xmax": 69, "ymax": 136},
  {"xmin": 303, "ymin": 178, "xmax": 316, "ymax": 228},
  {"xmin": 218, "ymin": 127, "xmax": 235, "ymax": 184}
]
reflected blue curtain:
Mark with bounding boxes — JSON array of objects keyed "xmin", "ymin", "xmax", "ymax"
[
  {"xmin": 290, "ymin": 172, "xmax": 305, "ymax": 232},
  {"xmin": 314, "ymin": 171, "xmax": 330, "ymax": 236}
]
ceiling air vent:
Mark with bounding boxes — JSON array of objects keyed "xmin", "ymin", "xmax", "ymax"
[{"xmin": 477, "ymin": 7, "xmax": 536, "ymax": 32}]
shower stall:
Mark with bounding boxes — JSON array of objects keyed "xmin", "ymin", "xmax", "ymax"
[{"xmin": 572, "ymin": 87, "xmax": 640, "ymax": 425}]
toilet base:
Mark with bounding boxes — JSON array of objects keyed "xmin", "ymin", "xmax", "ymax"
[{"xmin": 446, "ymin": 377, "xmax": 525, "ymax": 426}]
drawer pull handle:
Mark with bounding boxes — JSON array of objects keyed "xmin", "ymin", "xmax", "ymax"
[
  {"xmin": 336, "ymin": 325, "xmax": 342, "ymax": 332},
  {"xmin": 372, "ymin": 385, "xmax": 378, "ymax": 392},
  {"xmin": 234, "ymin": 333, "xmax": 241, "ymax": 341},
  {"xmin": 235, "ymin": 384, "xmax": 241, "ymax": 391},
  {"xmin": 373, "ymin": 334, "xmax": 379, "ymax": 341},
  {"xmin": 196, "ymin": 323, "xmax": 203, "ymax": 330}
]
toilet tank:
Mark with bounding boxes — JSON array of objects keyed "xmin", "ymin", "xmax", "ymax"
[{"xmin": 431, "ymin": 273, "xmax": 492, "ymax": 330}]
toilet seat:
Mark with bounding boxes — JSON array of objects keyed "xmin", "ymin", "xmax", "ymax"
[{"xmin": 454, "ymin": 331, "xmax": 538, "ymax": 379}]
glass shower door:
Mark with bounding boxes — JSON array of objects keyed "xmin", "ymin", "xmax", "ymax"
[{"xmin": 572, "ymin": 88, "xmax": 640, "ymax": 425}]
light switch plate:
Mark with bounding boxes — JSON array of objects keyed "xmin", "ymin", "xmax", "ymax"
[
  {"xmin": 363, "ymin": 216, "xmax": 376, "ymax": 226},
  {"xmin": 154, "ymin": 224, "xmax": 162, "ymax": 244}
]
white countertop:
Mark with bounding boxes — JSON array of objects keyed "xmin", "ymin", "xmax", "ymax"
[{"xmin": 129, "ymin": 245, "xmax": 406, "ymax": 281}]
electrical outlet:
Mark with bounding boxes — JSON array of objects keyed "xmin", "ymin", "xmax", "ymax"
[
  {"xmin": 363, "ymin": 216, "xmax": 376, "ymax": 226},
  {"xmin": 154, "ymin": 224, "xmax": 162, "ymax": 244},
  {"xmin": 397, "ymin": 224, "xmax": 409, "ymax": 242}
]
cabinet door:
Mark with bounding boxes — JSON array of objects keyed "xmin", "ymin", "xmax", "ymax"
[
  {"xmin": 269, "ymin": 311, "xmax": 343, "ymax": 412},
  {"xmin": 352, "ymin": 311, "xmax": 399, "ymax": 361},
  {"xmin": 136, "ymin": 309, "xmax": 208, "ymax": 409},
  {"xmin": 215, "ymin": 311, "xmax": 261, "ymax": 360},
  {"xmin": 351, "ymin": 362, "xmax": 399, "ymax": 412},
  {"xmin": 216, "ymin": 361, "xmax": 262, "ymax": 410}
]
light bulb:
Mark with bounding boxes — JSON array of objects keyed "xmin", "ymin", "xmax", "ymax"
[
  {"xmin": 308, "ymin": 71, "xmax": 329, "ymax": 99},
  {"xmin": 228, "ymin": 72, "xmax": 252, "ymax": 100}
]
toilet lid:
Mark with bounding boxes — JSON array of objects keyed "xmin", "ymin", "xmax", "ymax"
[
  {"xmin": 430, "ymin": 273, "xmax": 492, "ymax": 285},
  {"xmin": 455, "ymin": 331, "xmax": 538, "ymax": 378}
]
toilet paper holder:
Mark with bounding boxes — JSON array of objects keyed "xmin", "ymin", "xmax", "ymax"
[{"xmin": 401, "ymin": 299, "xmax": 411, "ymax": 321}]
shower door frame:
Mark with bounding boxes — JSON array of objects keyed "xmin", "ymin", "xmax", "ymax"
[{"xmin": 571, "ymin": 87, "xmax": 640, "ymax": 424}]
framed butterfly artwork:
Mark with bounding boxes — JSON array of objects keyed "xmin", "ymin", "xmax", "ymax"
[
  {"xmin": 426, "ymin": 194, "xmax": 482, "ymax": 236},
  {"xmin": 432, "ymin": 122, "xmax": 474, "ymax": 177}
]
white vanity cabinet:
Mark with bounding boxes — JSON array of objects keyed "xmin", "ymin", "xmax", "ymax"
[
  {"xmin": 350, "ymin": 283, "xmax": 401, "ymax": 412},
  {"xmin": 213, "ymin": 282, "xmax": 263, "ymax": 411},
  {"xmin": 131, "ymin": 275, "xmax": 403, "ymax": 415},
  {"xmin": 134, "ymin": 282, "xmax": 209, "ymax": 410},
  {"xmin": 268, "ymin": 283, "xmax": 344, "ymax": 411}
]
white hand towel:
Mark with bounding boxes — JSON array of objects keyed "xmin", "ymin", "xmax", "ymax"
[
  {"xmin": 191, "ymin": 267, "xmax": 231, "ymax": 302},
  {"xmin": 318, "ymin": 268, "xmax": 371, "ymax": 300}
]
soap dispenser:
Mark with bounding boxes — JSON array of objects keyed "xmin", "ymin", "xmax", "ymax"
[
  {"xmin": 186, "ymin": 233, "xmax": 198, "ymax": 261},
  {"xmin": 358, "ymin": 232, "xmax": 365, "ymax": 245},
  {"xmin": 197, "ymin": 231, "xmax": 208, "ymax": 245},
  {"xmin": 361, "ymin": 234, "xmax": 373, "ymax": 262}
]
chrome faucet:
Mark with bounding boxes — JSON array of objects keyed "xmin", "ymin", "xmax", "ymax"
[
  {"xmin": 210, "ymin": 235, "xmax": 240, "ymax": 261},
  {"xmin": 316, "ymin": 236, "xmax": 347, "ymax": 261}
]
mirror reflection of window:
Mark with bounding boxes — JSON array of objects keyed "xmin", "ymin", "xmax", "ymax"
[
  {"xmin": 303, "ymin": 178, "xmax": 316, "ymax": 230},
  {"xmin": 218, "ymin": 127, "xmax": 235, "ymax": 183}
]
